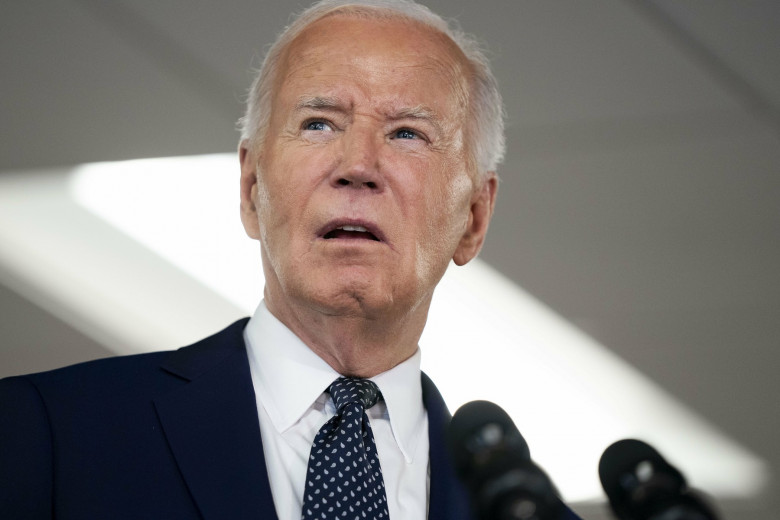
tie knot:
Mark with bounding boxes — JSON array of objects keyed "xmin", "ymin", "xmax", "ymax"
[{"xmin": 328, "ymin": 377, "xmax": 381, "ymax": 410}]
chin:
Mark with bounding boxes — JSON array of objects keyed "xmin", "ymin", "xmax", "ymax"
[{"xmin": 310, "ymin": 285, "xmax": 394, "ymax": 319}]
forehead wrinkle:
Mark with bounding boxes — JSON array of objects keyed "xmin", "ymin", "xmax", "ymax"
[
  {"xmin": 275, "ymin": 15, "xmax": 472, "ymax": 146},
  {"xmin": 282, "ymin": 21, "xmax": 468, "ymax": 95}
]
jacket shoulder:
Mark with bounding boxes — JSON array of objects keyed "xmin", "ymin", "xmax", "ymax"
[{"xmin": 1, "ymin": 318, "xmax": 251, "ymax": 413}]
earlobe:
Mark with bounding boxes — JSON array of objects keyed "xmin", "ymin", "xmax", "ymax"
[
  {"xmin": 239, "ymin": 141, "xmax": 262, "ymax": 240},
  {"xmin": 452, "ymin": 173, "xmax": 498, "ymax": 266}
]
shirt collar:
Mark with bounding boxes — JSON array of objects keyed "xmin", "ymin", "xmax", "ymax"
[
  {"xmin": 243, "ymin": 300, "xmax": 425, "ymax": 463},
  {"xmin": 371, "ymin": 346, "xmax": 425, "ymax": 463}
]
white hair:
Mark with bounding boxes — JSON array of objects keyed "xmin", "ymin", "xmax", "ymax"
[{"xmin": 238, "ymin": 0, "xmax": 505, "ymax": 177}]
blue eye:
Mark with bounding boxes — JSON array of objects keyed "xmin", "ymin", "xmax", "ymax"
[
  {"xmin": 395, "ymin": 129, "xmax": 418, "ymax": 140},
  {"xmin": 305, "ymin": 121, "xmax": 331, "ymax": 131}
]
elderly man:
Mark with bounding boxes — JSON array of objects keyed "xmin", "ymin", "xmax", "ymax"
[{"xmin": 0, "ymin": 1, "xmax": 581, "ymax": 519}]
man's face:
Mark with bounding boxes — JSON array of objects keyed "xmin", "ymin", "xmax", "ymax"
[{"xmin": 241, "ymin": 15, "xmax": 495, "ymax": 324}]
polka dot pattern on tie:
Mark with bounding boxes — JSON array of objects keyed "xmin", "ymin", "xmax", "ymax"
[{"xmin": 301, "ymin": 377, "xmax": 389, "ymax": 520}]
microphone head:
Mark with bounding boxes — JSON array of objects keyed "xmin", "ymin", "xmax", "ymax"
[
  {"xmin": 448, "ymin": 400, "xmax": 563, "ymax": 520},
  {"xmin": 447, "ymin": 400, "xmax": 531, "ymax": 480},
  {"xmin": 599, "ymin": 439, "xmax": 718, "ymax": 520}
]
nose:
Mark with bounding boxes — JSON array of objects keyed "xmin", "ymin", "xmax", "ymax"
[{"xmin": 331, "ymin": 125, "xmax": 384, "ymax": 191}]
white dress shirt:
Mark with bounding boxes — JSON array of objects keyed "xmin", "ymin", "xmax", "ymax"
[{"xmin": 243, "ymin": 301, "xmax": 429, "ymax": 520}]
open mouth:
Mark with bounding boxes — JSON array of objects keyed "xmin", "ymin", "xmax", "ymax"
[{"xmin": 323, "ymin": 224, "xmax": 380, "ymax": 241}]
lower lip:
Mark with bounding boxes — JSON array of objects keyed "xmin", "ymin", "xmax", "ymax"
[
  {"xmin": 322, "ymin": 230, "xmax": 380, "ymax": 242},
  {"xmin": 320, "ymin": 237, "xmax": 382, "ymax": 245},
  {"xmin": 317, "ymin": 237, "xmax": 386, "ymax": 251}
]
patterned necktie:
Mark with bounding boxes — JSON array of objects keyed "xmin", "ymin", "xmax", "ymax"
[{"xmin": 302, "ymin": 377, "xmax": 389, "ymax": 520}]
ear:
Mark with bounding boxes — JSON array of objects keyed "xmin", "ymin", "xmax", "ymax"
[
  {"xmin": 239, "ymin": 140, "xmax": 262, "ymax": 240},
  {"xmin": 452, "ymin": 173, "xmax": 498, "ymax": 266}
]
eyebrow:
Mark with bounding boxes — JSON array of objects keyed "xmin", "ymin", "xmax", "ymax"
[
  {"xmin": 294, "ymin": 96, "xmax": 347, "ymax": 112},
  {"xmin": 390, "ymin": 105, "xmax": 437, "ymax": 121},
  {"xmin": 389, "ymin": 104, "xmax": 443, "ymax": 134}
]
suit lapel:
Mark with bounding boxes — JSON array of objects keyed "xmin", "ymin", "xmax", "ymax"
[
  {"xmin": 154, "ymin": 319, "xmax": 278, "ymax": 520},
  {"xmin": 422, "ymin": 372, "xmax": 475, "ymax": 520}
]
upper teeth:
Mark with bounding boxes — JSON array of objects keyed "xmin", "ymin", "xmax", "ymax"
[{"xmin": 338, "ymin": 225, "xmax": 368, "ymax": 232}]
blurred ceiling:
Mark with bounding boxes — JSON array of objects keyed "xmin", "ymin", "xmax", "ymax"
[{"xmin": 1, "ymin": 1, "xmax": 778, "ymax": 517}]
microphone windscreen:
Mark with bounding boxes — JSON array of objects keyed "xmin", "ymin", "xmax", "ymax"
[
  {"xmin": 599, "ymin": 439, "xmax": 689, "ymax": 519},
  {"xmin": 448, "ymin": 400, "xmax": 565, "ymax": 520},
  {"xmin": 447, "ymin": 400, "xmax": 530, "ymax": 479}
]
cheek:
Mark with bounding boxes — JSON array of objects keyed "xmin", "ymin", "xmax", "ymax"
[
  {"xmin": 257, "ymin": 151, "xmax": 300, "ymax": 220},
  {"xmin": 413, "ymin": 170, "xmax": 473, "ymax": 273},
  {"xmin": 425, "ymin": 169, "xmax": 472, "ymax": 238},
  {"xmin": 256, "ymin": 151, "xmax": 328, "ymax": 245},
  {"xmin": 255, "ymin": 161, "xmax": 293, "ymax": 257},
  {"xmin": 254, "ymin": 179, "xmax": 280, "ymax": 267},
  {"xmin": 254, "ymin": 176, "xmax": 272, "ymax": 223},
  {"xmin": 253, "ymin": 169, "xmax": 278, "ymax": 231}
]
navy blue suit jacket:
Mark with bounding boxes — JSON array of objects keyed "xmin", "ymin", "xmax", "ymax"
[{"xmin": 0, "ymin": 319, "xmax": 581, "ymax": 519}]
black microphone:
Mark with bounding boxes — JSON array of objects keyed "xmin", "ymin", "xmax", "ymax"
[
  {"xmin": 599, "ymin": 439, "xmax": 719, "ymax": 520},
  {"xmin": 447, "ymin": 400, "xmax": 565, "ymax": 520}
]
